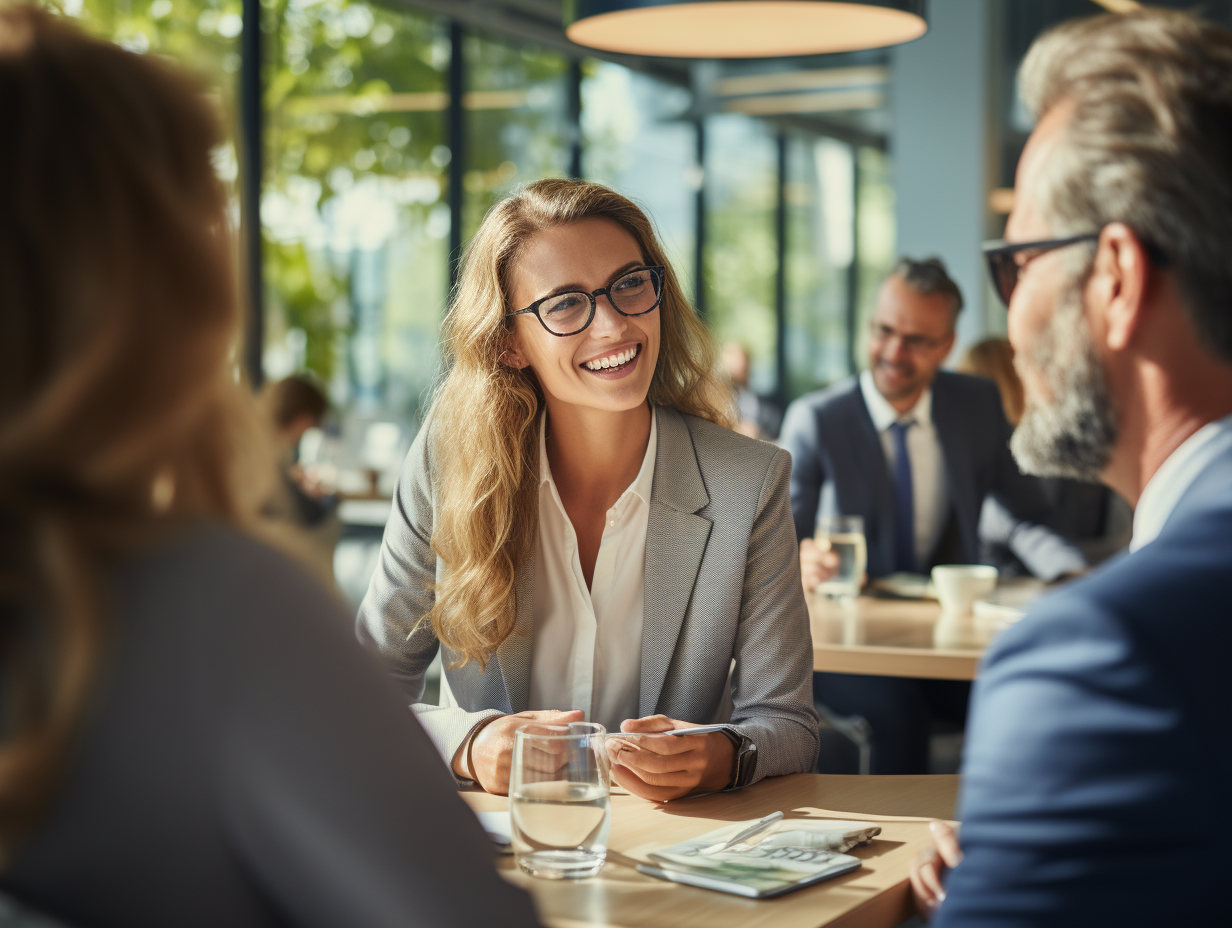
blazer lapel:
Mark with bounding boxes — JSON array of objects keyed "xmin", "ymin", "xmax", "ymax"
[
  {"xmin": 493, "ymin": 547, "xmax": 536, "ymax": 713},
  {"xmin": 639, "ymin": 407, "xmax": 712, "ymax": 718}
]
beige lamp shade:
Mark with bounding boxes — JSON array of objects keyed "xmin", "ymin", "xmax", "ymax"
[{"xmin": 564, "ymin": 0, "xmax": 927, "ymax": 58}]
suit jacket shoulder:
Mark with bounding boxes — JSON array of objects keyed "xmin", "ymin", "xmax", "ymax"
[
  {"xmin": 940, "ymin": 455, "xmax": 1232, "ymax": 927},
  {"xmin": 673, "ymin": 408, "xmax": 788, "ymax": 504}
]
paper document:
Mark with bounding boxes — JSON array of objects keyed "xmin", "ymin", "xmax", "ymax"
[{"xmin": 638, "ymin": 817, "xmax": 880, "ymax": 898}]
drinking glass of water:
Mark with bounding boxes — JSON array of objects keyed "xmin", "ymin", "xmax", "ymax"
[
  {"xmin": 814, "ymin": 514, "xmax": 867, "ymax": 598},
  {"xmin": 509, "ymin": 721, "xmax": 610, "ymax": 880}
]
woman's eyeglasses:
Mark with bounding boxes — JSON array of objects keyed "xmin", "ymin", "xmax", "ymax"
[
  {"xmin": 982, "ymin": 230, "xmax": 1169, "ymax": 307},
  {"xmin": 511, "ymin": 266, "xmax": 665, "ymax": 336}
]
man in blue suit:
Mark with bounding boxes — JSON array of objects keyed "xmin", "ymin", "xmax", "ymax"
[
  {"xmin": 782, "ymin": 259, "xmax": 1084, "ymax": 585},
  {"xmin": 912, "ymin": 9, "xmax": 1232, "ymax": 926},
  {"xmin": 780, "ymin": 259, "xmax": 1085, "ymax": 773}
]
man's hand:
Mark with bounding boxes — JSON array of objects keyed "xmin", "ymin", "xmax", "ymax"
[
  {"xmin": 605, "ymin": 715, "xmax": 736, "ymax": 803},
  {"xmin": 910, "ymin": 821, "xmax": 963, "ymax": 921},
  {"xmin": 800, "ymin": 537, "xmax": 841, "ymax": 591},
  {"xmin": 456, "ymin": 709, "xmax": 585, "ymax": 795}
]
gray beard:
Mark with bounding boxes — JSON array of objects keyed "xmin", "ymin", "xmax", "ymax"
[{"xmin": 1010, "ymin": 283, "xmax": 1118, "ymax": 481}]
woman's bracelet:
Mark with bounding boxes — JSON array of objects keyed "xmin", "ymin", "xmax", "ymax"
[{"xmin": 464, "ymin": 714, "xmax": 503, "ymax": 786}]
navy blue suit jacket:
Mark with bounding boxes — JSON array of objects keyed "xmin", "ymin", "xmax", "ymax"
[
  {"xmin": 936, "ymin": 441, "xmax": 1232, "ymax": 927},
  {"xmin": 780, "ymin": 371, "xmax": 1079, "ymax": 578}
]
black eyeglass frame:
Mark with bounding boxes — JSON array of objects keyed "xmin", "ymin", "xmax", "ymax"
[
  {"xmin": 510, "ymin": 266, "xmax": 666, "ymax": 337},
  {"xmin": 982, "ymin": 233, "xmax": 1099, "ymax": 308},
  {"xmin": 982, "ymin": 230, "xmax": 1170, "ymax": 308}
]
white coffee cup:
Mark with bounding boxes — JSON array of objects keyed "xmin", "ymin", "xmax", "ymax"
[{"xmin": 930, "ymin": 565, "xmax": 999, "ymax": 616}]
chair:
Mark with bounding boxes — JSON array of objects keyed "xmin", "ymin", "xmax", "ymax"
[{"xmin": 815, "ymin": 702, "xmax": 873, "ymax": 775}]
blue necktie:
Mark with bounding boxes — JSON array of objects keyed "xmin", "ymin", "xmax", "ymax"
[{"xmin": 888, "ymin": 420, "xmax": 916, "ymax": 573}]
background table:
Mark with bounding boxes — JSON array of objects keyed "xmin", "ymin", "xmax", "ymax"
[
  {"xmin": 464, "ymin": 773, "xmax": 959, "ymax": 928},
  {"xmin": 808, "ymin": 593, "xmax": 1025, "ymax": 681}
]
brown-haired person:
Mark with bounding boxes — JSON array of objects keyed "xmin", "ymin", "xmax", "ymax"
[
  {"xmin": 0, "ymin": 7, "xmax": 539, "ymax": 927},
  {"xmin": 261, "ymin": 374, "xmax": 339, "ymax": 578},
  {"xmin": 357, "ymin": 178, "xmax": 819, "ymax": 801}
]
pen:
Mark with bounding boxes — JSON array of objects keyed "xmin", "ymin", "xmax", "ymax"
[
  {"xmin": 697, "ymin": 811, "xmax": 784, "ymax": 856},
  {"xmin": 663, "ymin": 724, "xmax": 733, "ymax": 737},
  {"xmin": 605, "ymin": 724, "xmax": 733, "ymax": 742}
]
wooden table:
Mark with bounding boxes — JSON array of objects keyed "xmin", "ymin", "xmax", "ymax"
[
  {"xmin": 464, "ymin": 773, "xmax": 959, "ymax": 928},
  {"xmin": 809, "ymin": 594, "xmax": 1015, "ymax": 681}
]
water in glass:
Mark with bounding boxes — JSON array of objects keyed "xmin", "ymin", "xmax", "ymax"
[
  {"xmin": 815, "ymin": 514, "xmax": 867, "ymax": 598},
  {"xmin": 509, "ymin": 721, "xmax": 610, "ymax": 879}
]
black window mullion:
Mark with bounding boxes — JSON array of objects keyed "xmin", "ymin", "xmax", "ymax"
[{"xmin": 240, "ymin": 0, "xmax": 264, "ymax": 387}]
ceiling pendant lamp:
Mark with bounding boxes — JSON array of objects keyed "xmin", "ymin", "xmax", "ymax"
[{"xmin": 564, "ymin": 0, "xmax": 926, "ymax": 58}]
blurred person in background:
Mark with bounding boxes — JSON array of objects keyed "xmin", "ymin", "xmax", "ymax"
[
  {"xmin": 358, "ymin": 178, "xmax": 818, "ymax": 802},
  {"xmin": 913, "ymin": 10, "xmax": 1232, "ymax": 926},
  {"xmin": 780, "ymin": 257, "xmax": 1086, "ymax": 774},
  {"xmin": 720, "ymin": 341, "xmax": 782, "ymax": 440},
  {"xmin": 957, "ymin": 339, "xmax": 1024, "ymax": 427},
  {"xmin": 0, "ymin": 7, "xmax": 540, "ymax": 927},
  {"xmin": 265, "ymin": 372, "xmax": 331, "ymax": 508},
  {"xmin": 261, "ymin": 373, "xmax": 340, "ymax": 581},
  {"xmin": 959, "ymin": 338, "xmax": 1131, "ymax": 570}
]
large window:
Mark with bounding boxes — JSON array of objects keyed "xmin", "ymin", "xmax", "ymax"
[
  {"xmin": 46, "ymin": 0, "xmax": 898, "ymax": 440},
  {"xmin": 581, "ymin": 62, "xmax": 698, "ymax": 300},
  {"xmin": 463, "ymin": 33, "xmax": 571, "ymax": 239},
  {"xmin": 42, "ymin": 0, "xmax": 898, "ymax": 604},
  {"xmin": 263, "ymin": 1, "xmax": 448, "ymax": 427},
  {"xmin": 703, "ymin": 113, "xmax": 778, "ymax": 396},
  {"xmin": 852, "ymin": 145, "xmax": 896, "ymax": 371},
  {"xmin": 784, "ymin": 136, "xmax": 854, "ymax": 397}
]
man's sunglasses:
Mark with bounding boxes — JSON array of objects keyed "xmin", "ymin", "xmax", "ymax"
[{"xmin": 982, "ymin": 231, "xmax": 1169, "ymax": 308}]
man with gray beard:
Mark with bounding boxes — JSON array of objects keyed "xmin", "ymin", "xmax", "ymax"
[{"xmin": 909, "ymin": 9, "xmax": 1232, "ymax": 927}]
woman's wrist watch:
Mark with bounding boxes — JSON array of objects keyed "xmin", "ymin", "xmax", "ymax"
[{"xmin": 717, "ymin": 728, "xmax": 757, "ymax": 790}]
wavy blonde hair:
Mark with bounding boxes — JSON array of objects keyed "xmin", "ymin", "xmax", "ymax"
[
  {"xmin": 425, "ymin": 178, "xmax": 732, "ymax": 668},
  {"xmin": 0, "ymin": 6, "xmax": 271, "ymax": 858}
]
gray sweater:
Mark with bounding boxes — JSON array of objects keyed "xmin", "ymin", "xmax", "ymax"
[{"xmin": 1, "ymin": 524, "xmax": 539, "ymax": 928}]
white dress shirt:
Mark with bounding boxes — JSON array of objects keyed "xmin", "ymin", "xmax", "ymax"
[
  {"xmin": 525, "ymin": 408, "xmax": 656, "ymax": 735},
  {"xmin": 859, "ymin": 370, "xmax": 950, "ymax": 568},
  {"xmin": 1130, "ymin": 412, "xmax": 1232, "ymax": 551}
]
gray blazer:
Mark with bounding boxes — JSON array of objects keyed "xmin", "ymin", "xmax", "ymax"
[{"xmin": 357, "ymin": 406, "xmax": 820, "ymax": 788}]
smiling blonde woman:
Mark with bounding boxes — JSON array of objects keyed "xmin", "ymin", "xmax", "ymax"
[{"xmin": 358, "ymin": 179, "xmax": 819, "ymax": 801}]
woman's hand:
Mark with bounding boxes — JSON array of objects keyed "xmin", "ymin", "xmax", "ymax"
[
  {"xmin": 458, "ymin": 709, "xmax": 585, "ymax": 795},
  {"xmin": 909, "ymin": 821, "xmax": 963, "ymax": 921},
  {"xmin": 605, "ymin": 715, "xmax": 736, "ymax": 802}
]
